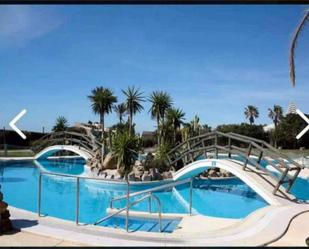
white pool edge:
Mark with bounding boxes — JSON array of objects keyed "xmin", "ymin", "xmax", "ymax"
[{"xmin": 8, "ymin": 203, "xmax": 309, "ymax": 246}]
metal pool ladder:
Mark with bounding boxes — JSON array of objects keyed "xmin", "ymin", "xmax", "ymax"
[
  {"xmin": 37, "ymin": 168, "xmax": 193, "ymax": 233},
  {"xmin": 94, "ymin": 178, "xmax": 194, "ymax": 233}
]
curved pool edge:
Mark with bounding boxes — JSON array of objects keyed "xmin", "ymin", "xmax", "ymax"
[{"xmin": 8, "ymin": 203, "xmax": 309, "ymax": 246}]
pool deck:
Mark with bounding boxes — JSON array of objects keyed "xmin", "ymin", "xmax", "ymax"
[{"xmin": 6, "ymin": 203, "xmax": 309, "ymax": 246}]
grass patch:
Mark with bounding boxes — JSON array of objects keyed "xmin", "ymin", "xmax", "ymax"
[{"xmin": 0, "ymin": 150, "xmax": 34, "ymax": 157}]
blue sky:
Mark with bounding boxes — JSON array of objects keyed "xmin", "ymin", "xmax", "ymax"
[{"xmin": 0, "ymin": 5, "xmax": 309, "ymax": 133}]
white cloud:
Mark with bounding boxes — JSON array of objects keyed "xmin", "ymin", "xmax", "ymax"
[{"xmin": 0, "ymin": 5, "xmax": 62, "ymax": 46}]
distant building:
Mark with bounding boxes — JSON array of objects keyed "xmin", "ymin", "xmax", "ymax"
[
  {"xmin": 285, "ymin": 101, "xmax": 297, "ymax": 115},
  {"xmin": 141, "ymin": 131, "xmax": 156, "ymax": 140},
  {"xmin": 263, "ymin": 123, "xmax": 275, "ymax": 132},
  {"xmin": 141, "ymin": 131, "xmax": 156, "ymax": 147}
]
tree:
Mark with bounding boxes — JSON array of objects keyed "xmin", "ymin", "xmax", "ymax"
[
  {"xmin": 52, "ymin": 116, "xmax": 68, "ymax": 132},
  {"xmin": 191, "ymin": 115, "xmax": 201, "ymax": 136},
  {"xmin": 88, "ymin": 87, "xmax": 117, "ymax": 156},
  {"xmin": 166, "ymin": 107, "xmax": 186, "ymax": 144},
  {"xmin": 200, "ymin": 124, "xmax": 212, "ymax": 134},
  {"xmin": 268, "ymin": 105, "xmax": 283, "ymax": 127},
  {"xmin": 113, "ymin": 131, "xmax": 140, "ymax": 181},
  {"xmin": 274, "ymin": 113, "xmax": 309, "ymax": 149},
  {"xmin": 244, "ymin": 105, "xmax": 259, "ymax": 125},
  {"xmin": 289, "ymin": 9, "xmax": 309, "ymax": 86},
  {"xmin": 181, "ymin": 123, "xmax": 191, "ymax": 142},
  {"xmin": 122, "ymin": 86, "xmax": 144, "ymax": 135},
  {"xmin": 148, "ymin": 91, "xmax": 173, "ymax": 145},
  {"xmin": 216, "ymin": 123, "xmax": 268, "ymax": 142},
  {"xmin": 113, "ymin": 103, "xmax": 127, "ymax": 124}
]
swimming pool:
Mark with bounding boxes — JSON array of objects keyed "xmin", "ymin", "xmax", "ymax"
[{"xmin": 0, "ymin": 159, "xmax": 269, "ymax": 227}]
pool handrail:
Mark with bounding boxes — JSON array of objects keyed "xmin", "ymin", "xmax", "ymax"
[
  {"xmin": 109, "ymin": 177, "xmax": 192, "ymax": 209},
  {"xmin": 94, "ymin": 192, "xmax": 162, "ymax": 232},
  {"xmin": 37, "ymin": 169, "xmax": 133, "ymax": 225},
  {"xmin": 95, "ymin": 177, "xmax": 192, "ymax": 232},
  {"xmin": 37, "ymin": 168, "xmax": 193, "ymax": 232}
]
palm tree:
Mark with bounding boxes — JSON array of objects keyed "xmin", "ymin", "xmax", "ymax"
[
  {"xmin": 289, "ymin": 9, "xmax": 309, "ymax": 86},
  {"xmin": 166, "ymin": 107, "xmax": 186, "ymax": 143},
  {"xmin": 181, "ymin": 124, "xmax": 190, "ymax": 142},
  {"xmin": 52, "ymin": 116, "xmax": 68, "ymax": 132},
  {"xmin": 244, "ymin": 105, "xmax": 259, "ymax": 125},
  {"xmin": 122, "ymin": 86, "xmax": 144, "ymax": 135},
  {"xmin": 113, "ymin": 103, "xmax": 127, "ymax": 124},
  {"xmin": 191, "ymin": 115, "xmax": 201, "ymax": 136},
  {"xmin": 268, "ymin": 105, "xmax": 283, "ymax": 127},
  {"xmin": 88, "ymin": 87, "xmax": 117, "ymax": 156},
  {"xmin": 148, "ymin": 91, "xmax": 173, "ymax": 145}
]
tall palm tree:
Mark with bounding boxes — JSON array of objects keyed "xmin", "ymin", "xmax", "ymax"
[
  {"xmin": 122, "ymin": 86, "xmax": 144, "ymax": 135},
  {"xmin": 244, "ymin": 105, "xmax": 259, "ymax": 125},
  {"xmin": 289, "ymin": 9, "xmax": 309, "ymax": 86},
  {"xmin": 268, "ymin": 105, "xmax": 283, "ymax": 127},
  {"xmin": 88, "ymin": 87, "xmax": 117, "ymax": 156},
  {"xmin": 148, "ymin": 91, "xmax": 173, "ymax": 145},
  {"xmin": 113, "ymin": 103, "xmax": 127, "ymax": 124},
  {"xmin": 181, "ymin": 124, "xmax": 190, "ymax": 142},
  {"xmin": 52, "ymin": 116, "xmax": 68, "ymax": 132},
  {"xmin": 166, "ymin": 107, "xmax": 186, "ymax": 143}
]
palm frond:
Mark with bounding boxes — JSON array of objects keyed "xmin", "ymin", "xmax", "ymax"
[{"xmin": 289, "ymin": 10, "xmax": 309, "ymax": 86}]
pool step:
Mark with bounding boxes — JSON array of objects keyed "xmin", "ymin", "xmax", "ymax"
[{"xmin": 99, "ymin": 216, "xmax": 181, "ymax": 233}]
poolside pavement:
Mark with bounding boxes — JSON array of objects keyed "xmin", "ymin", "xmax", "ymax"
[
  {"xmin": 5, "ymin": 203, "xmax": 309, "ymax": 246},
  {"xmin": 0, "ymin": 230, "xmax": 86, "ymax": 247}
]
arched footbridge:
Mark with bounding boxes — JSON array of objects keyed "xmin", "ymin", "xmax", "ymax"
[
  {"xmin": 167, "ymin": 131, "xmax": 305, "ymax": 205},
  {"xmin": 31, "ymin": 131, "xmax": 101, "ymax": 161}
]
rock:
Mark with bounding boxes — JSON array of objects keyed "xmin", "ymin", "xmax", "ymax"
[
  {"xmin": 0, "ymin": 201, "xmax": 8, "ymax": 213},
  {"xmin": 208, "ymin": 169, "xmax": 219, "ymax": 178},
  {"xmin": 128, "ymin": 172, "xmax": 136, "ymax": 181},
  {"xmin": 114, "ymin": 174, "xmax": 123, "ymax": 180},
  {"xmin": 170, "ymin": 167, "xmax": 176, "ymax": 173},
  {"xmin": 141, "ymin": 171, "xmax": 152, "ymax": 181},
  {"xmin": 105, "ymin": 174, "xmax": 112, "ymax": 180},
  {"xmin": 102, "ymin": 152, "xmax": 118, "ymax": 170},
  {"xmin": 162, "ymin": 171, "xmax": 173, "ymax": 179},
  {"xmin": 134, "ymin": 160, "xmax": 142, "ymax": 166},
  {"xmin": 220, "ymin": 169, "xmax": 228, "ymax": 174},
  {"xmin": 0, "ymin": 195, "xmax": 12, "ymax": 234},
  {"xmin": 149, "ymin": 168, "xmax": 162, "ymax": 181},
  {"xmin": 134, "ymin": 175, "xmax": 142, "ymax": 181},
  {"xmin": 133, "ymin": 165, "xmax": 144, "ymax": 179},
  {"xmin": 101, "ymin": 171, "xmax": 107, "ymax": 178}
]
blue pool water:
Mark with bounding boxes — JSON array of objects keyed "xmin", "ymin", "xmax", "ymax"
[
  {"xmin": 100, "ymin": 216, "xmax": 181, "ymax": 233},
  {"xmin": 0, "ymin": 159, "xmax": 270, "ymax": 227},
  {"xmin": 38, "ymin": 158, "xmax": 85, "ymax": 175}
]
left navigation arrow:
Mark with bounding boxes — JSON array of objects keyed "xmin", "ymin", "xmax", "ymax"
[{"xmin": 9, "ymin": 109, "xmax": 27, "ymax": 140}]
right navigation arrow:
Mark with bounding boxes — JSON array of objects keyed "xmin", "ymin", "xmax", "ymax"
[{"xmin": 296, "ymin": 109, "xmax": 309, "ymax": 140}]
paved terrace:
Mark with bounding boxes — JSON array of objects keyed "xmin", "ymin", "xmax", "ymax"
[{"xmin": 5, "ymin": 203, "xmax": 309, "ymax": 246}]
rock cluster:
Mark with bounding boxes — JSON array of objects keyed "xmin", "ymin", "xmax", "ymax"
[
  {"xmin": 0, "ymin": 191, "xmax": 12, "ymax": 234},
  {"xmin": 87, "ymin": 152, "xmax": 174, "ymax": 181},
  {"xmin": 125, "ymin": 160, "xmax": 173, "ymax": 181},
  {"xmin": 87, "ymin": 151, "xmax": 118, "ymax": 174},
  {"xmin": 200, "ymin": 168, "xmax": 234, "ymax": 178}
]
